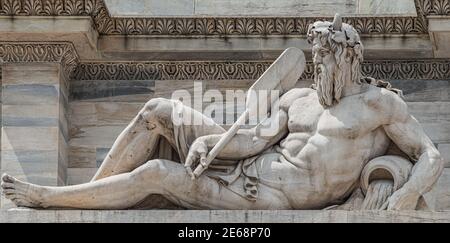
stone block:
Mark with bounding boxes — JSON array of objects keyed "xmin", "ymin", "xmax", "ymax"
[
  {"xmin": 0, "ymin": 16, "xmax": 98, "ymax": 60},
  {"xmin": 69, "ymin": 102, "xmax": 97, "ymax": 126},
  {"xmin": 69, "ymin": 125, "xmax": 126, "ymax": 148},
  {"xmin": 71, "ymin": 80, "xmax": 155, "ymax": 102},
  {"xmin": 195, "ymin": 0, "xmax": 358, "ymax": 16},
  {"xmin": 390, "ymin": 80, "xmax": 450, "ymax": 102},
  {"xmin": 104, "ymin": 0, "xmax": 195, "ymax": 17},
  {"xmin": 1, "ymin": 64, "xmax": 61, "ymax": 85},
  {"xmin": 103, "ymin": 0, "xmax": 416, "ymax": 17},
  {"xmin": 357, "ymin": 0, "xmax": 416, "ymax": 15},
  {"xmin": 1, "ymin": 210, "xmax": 450, "ymax": 223},
  {"xmin": 438, "ymin": 144, "xmax": 450, "ymax": 168},
  {"xmin": 435, "ymin": 169, "xmax": 450, "ymax": 211},
  {"xmin": 1, "ymin": 63, "xmax": 69, "ymax": 207},
  {"xmin": 420, "ymin": 123, "xmax": 450, "ymax": 144},
  {"xmin": 1, "ymin": 127, "xmax": 59, "ymax": 151},
  {"xmin": 1, "ymin": 153, "xmax": 59, "ymax": 186},
  {"xmin": 429, "ymin": 17, "xmax": 450, "ymax": 59},
  {"xmin": 2, "ymin": 84, "xmax": 59, "ymax": 106},
  {"xmin": 99, "ymin": 35, "xmax": 433, "ymax": 62},
  {"xmin": 96, "ymin": 148, "xmax": 110, "ymax": 168},
  {"xmin": 95, "ymin": 102, "xmax": 142, "ymax": 125},
  {"xmin": 69, "ymin": 146, "xmax": 97, "ymax": 168},
  {"xmin": 155, "ymin": 80, "xmax": 202, "ymax": 99},
  {"xmin": 408, "ymin": 102, "xmax": 450, "ymax": 124}
]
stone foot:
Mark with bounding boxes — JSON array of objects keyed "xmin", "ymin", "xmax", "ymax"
[{"xmin": 1, "ymin": 174, "xmax": 47, "ymax": 208}]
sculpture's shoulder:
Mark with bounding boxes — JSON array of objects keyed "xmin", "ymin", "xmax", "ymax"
[
  {"xmin": 363, "ymin": 84, "xmax": 409, "ymax": 122},
  {"xmin": 280, "ymin": 88, "xmax": 316, "ymax": 111}
]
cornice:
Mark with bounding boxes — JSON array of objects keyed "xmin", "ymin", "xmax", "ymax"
[
  {"xmin": 0, "ymin": 0, "xmax": 448, "ymax": 37},
  {"xmin": 415, "ymin": 0, "xmax": 450, "ymax": 16},
  {"xmin": 0, "ymin": 41, "xmax": 80, "ymax": 79}
]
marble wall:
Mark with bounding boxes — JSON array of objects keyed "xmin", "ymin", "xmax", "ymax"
[
  {"xmin": 1, "ymin": 63, "xmax": 69, "ymax": 190},
  {"xmin": 67, "ymin": 77, "xmax": 450, "ymax": 211},
  {"xmin": 0, "ymin": 63, "xmax": 448, "ymax": 209},
  {"xmin": 103, "ymin": 0, "xmax": 417, "ymax": 17}
]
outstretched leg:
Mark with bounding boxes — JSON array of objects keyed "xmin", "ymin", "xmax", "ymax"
[
  {"xmin": 1, "ymin": 160, "xmax": 289, "ymax": 210},
  {"xmin": 92, "ymin": 98, "xmax": 225, "ymax": 181}
]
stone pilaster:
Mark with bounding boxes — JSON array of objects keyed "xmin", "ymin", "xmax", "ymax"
[{"xmin": 0, "ymin": 42, "xmax": 78, "ymax": 208}]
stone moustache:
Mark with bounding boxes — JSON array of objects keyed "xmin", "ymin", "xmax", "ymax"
[{"xmin": 1, "ymin": 14, "xmax": 444, "ymax": 211}]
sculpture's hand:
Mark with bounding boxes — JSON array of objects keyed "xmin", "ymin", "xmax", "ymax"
[
  {"xmin": 387, "ymin": 187, "xmax": 421, "ymax": 210},
  {"xmin": 185, "ymin": 138, "xmax": 209, "ymax": 180}
]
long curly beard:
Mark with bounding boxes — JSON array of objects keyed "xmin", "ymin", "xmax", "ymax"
[{"xmin": 314, "ymin": 64, "xmax": 344, "ymax": 107}]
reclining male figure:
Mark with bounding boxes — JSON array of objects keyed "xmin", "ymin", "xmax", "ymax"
[{"xmin": 1, "ymin": 15, "xmax": 444, "ymax": 210}]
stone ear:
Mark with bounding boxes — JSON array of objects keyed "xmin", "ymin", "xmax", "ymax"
[{"xmin": 332, "ymin": 13, "xmax": 342, "ymax": 31}]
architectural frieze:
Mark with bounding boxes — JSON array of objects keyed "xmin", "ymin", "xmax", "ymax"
[
  {"xmin": 0, "ymin": 0, "xmax": 448, "ymax": 36},
  {"xmin": 73, "ymin": 59, "xmax": 450, "ymax": 81},
  {"xmin": 0, "ymin": 41, "xmax": 80, "ymax": 78}
]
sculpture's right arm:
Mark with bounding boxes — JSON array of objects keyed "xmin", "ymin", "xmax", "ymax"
[
  {"xmin": 191, "ymin": 88, "xmax": 312, "ymax": 161},
  {"xmin": 201, "ymin": 108, "xmax": 289, "ymax": 160}
]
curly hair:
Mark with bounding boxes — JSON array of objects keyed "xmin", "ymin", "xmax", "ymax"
[{"xmin": 307, "ymin": 14, "xmax": 365, "ymax": 105}]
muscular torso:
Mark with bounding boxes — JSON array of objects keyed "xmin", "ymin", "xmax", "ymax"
[{"xmin": 275, "ymin": 86, "xmax": 393, "ymax": 207}]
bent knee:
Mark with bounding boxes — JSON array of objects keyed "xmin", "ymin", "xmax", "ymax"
[
  {"xmin": 140, "ymin": 98, "xmax": 174, "ymax": 122},
  {"xmin": 131, "ymin": 160, "xmax": 170, "ymax": 182}
]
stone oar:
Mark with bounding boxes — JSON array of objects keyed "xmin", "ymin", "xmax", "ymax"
[{"xmin": 192, "ymin": 47, "xmax": 306, "ymax": 178}]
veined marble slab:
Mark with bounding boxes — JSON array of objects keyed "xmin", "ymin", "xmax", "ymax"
[
  {"xmin": 104, "ymin": 0, "xmax": 416, "ymax": 17},
  {"xmin": 1, "ymin": 210, "xmax": 450, "ymax": 223}
]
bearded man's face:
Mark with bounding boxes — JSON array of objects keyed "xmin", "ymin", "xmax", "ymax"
[{"xmin": 312, "ymin": 43, "xmax": 338, "ymax": 107}]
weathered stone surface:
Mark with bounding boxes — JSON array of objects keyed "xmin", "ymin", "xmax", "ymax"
[
  {"xmin": 69, "ymin": 146, "xmax": 97, "ymax": 169},
  {"xmin": 2, "ymin": 127, "xmax": 59, "ymax": 151},
  {"xmin": 408, "ymin": 102, "xmax": 450, "ymax": 124},
  {"xmin": 96, "ymin": 148, "xmax": 110, "ymax": 168},
  {"xmin": 358, "ymin": 0, "xmax": 417, "ymax": 15},
  {"xmin": 1, "ymin": 1, "xmax": 450, "ymax": 213},
  {"xmin": 0, "ymin": 64, "xmax": 61, "ymax": 85},
  {"xmin": 98, "ymin": 36, "xmax": 433, "ymax": 61},
  {"xmin": 438, "ymin": 144, "xmax": 450, "ymax": 168},
  {"xmin": 404, "ymin": 103, "xmax": 450, "ymax": 144},
  {"xmin": 104, "ymin": 0, "xmax": 195, "ymax": 17},
  {"xmin": 1, "ymin": 17, "xmax": 444, "ymax": 212},
  {"xmin": 69, "ymin": 102, "xmax": 97, "ymax": 126},
  {"xmin": 194, "ymin": 0, "xmax": 358, "ymax": 16},
  {"xmin": 391, "ymin": 80, "xmax": 450, "ymax": 102},
  {"xmin": 429, "ymin": 16, "xmax": 450, "ymax": 58},
  {"xmin": 1, "ymin": 63, "xmax": 69, "ymax": 208},
  {"xmin": 69, "ymin": 125, "xmax": 125, "ymax": 148},
  {"xmin": 0, "ymin": 16, "xmax": 98, "ymax": 60},
  {"xmin": 1, "ymin": 210, "xmax": 450, "ymax": 223},
  {"xmin": 103, "ymin": 0, "xmax": 416, "ymax": 17},
  {"xmin": 95, "ymin": 103, "xmax": 142, "ymax": 125},
  {"xmin": 71, "ymin": 80, "xmax": 155, "ymax": 102},
  {"xmin": 435, "ymin": 169, "xmax": 450, "ymax": 211},
  {"xmin": 2, "ymin": 105, "xmax": 58, "ymax": 127},
  {"xmin": 155, "ymin": 80, "xmax": 203, "ymax": 99},
  {"xmin": 68, "ymin": 101, "xmax": 143, "ymax": 172}
]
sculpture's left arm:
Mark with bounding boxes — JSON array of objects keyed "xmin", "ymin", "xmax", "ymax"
[{"xmin": 382, "ymin": 92, "xmax": 444, "ymax": 210}]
